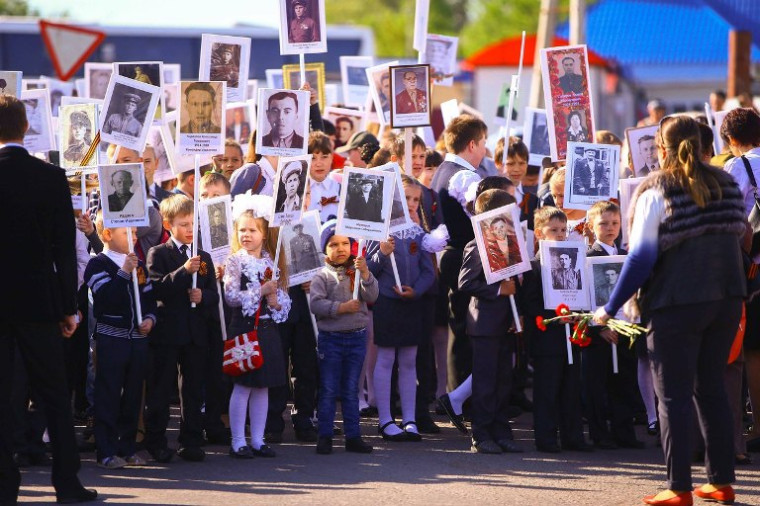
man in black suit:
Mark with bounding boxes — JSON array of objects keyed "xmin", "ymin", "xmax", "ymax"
[
  {"xmin": 261, "ymin": 91, "xmax": 304, "ymax": 149},
  {"xmin": 107, "ymin": 169, "xmax": 135, "ymax": 212},
  {"xmin": 0, "ymin": 96, "xmax": 97, "ymax": 504},
  {"xmin": 345, "ymin": 176, "xmax": 383, "ymax": 222}
]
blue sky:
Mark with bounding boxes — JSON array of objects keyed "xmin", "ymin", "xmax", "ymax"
[{"xmin": 30, "ymin": 0, "xmax": 281, "ymax": 28}]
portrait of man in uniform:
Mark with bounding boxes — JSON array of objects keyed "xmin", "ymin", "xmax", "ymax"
[
  {"xmin": 289, "ymin": 222, "xmax": 321, "ymax": 273},
  {"xmin": 551, "ymin": 249, "xmax": 582, "ymax": 290},
  {"xmin": 210, "ymin": 43, "xmax": 240, "ymax": 88},
  {"xmin": 594, "ymin": 264, "xmax": 620, "ymax": 306},
  {"xmin": 558, "ymin": 55, "xmax": 584, "ymax": 94},
  {"xmin": 288, "ymin": 0, "xmax": 319, "ymax": 43},
  {"xmin": 63, "ymin": 111, "xmax": 93, "ymax": 164},
  {"xmin": 209, "ymin": 203, "xmax": 228, "ymax": 250},
  {"xmin": 103, "ymin": 90, "xmax": 143, "ymax": 138},
  {"xmin": 394, "ymin": 70, "xmax": 428, "ymax": 114},
  {"xmin": 107, "ymin": 170, "xmax": 136, "ymax": 213},
  {"xmin": 572, "ymin": 148, "xmax": 607, "ymax": 196}
]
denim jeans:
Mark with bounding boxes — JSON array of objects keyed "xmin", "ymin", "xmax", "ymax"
[{"xmin": 317, "ymin": 329, "xmax": 367, "ymax": 439}]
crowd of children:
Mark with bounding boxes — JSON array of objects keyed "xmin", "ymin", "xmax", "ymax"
[{"xmin": 2, "ymin": 88, "xmax": 759, "ymax": 505}]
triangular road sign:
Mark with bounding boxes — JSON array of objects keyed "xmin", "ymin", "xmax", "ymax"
[{"xmin": 39, "ymin": 20, "xmax": 106, "ymax": 82}]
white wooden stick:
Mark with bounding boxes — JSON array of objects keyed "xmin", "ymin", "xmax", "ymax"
[
  {"xmin": 273, "ymin": 229, "xmax": 283, "ymax": 278},
  {"xmin": 126, "ymin": 227, "xmax": 143, "ymax": 325},
  {"xmin": 403, "ymin": 127, "xmax": 413, "ymax": 176},
  {"xmin": 565, "ymin": 323, "xmax": 573, "ymax": 365},
  {"xmin": 80, "ymin": 173, "xmax": 87, "ymax": 215},
  {"xmin": 704, "ymin": 102, "xmax": 720, "ymax": 156},
  {"xmin": 299, "ymin": 53, "xmax": 306, "ymax": 88},
  {"xmin": 390, "ymin": 252, "xmax": 402, "ymax": 291},
  {"xmin": 305, "ymin": 294, "xmax": 320, "ymax": 344},
  {"xmin": 502, "ymin": 75, "xmax": 519, "ymax": 167},
  {"xmin": 352, "ymin": 239, "xmax": 364, "ymax": 300},
  {"xmin": 516, "ymin": 31, "xmax": 527, "ymax": 96},
  {"xmin": 612, "ymin": 341, "xmax": 619, "ymax": 374},
  {"xmin": 216, "ymin": 280, "xmax": 227, "ymax": 341},
  {"xmin": 509, "ymin": 293, "xmax": 522, "ymax": 332},
  {"xmin": 191, "ymin": 154, "xmax": 200, "ymax": 307}
]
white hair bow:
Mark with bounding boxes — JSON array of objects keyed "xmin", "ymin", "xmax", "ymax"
[{"xmin": 232, "ymin": 192, "xmax": 273, "ymax": 222}]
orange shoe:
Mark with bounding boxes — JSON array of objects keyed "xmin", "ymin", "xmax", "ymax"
[
  {"xmin": 642, "ymin": 491, "xmax": 693, "ymax": 505},
  {"xmin": 693, "ymin": 485, "xmax": 735, "ymax": 504}
]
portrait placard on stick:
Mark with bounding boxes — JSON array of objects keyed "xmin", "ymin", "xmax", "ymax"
[
  {"xmin": 271, "ymin": 155, "xmax": 310, "ymax": 227},
  {"xmin": 366, "ymin": 60, "xmax": 398, "ymax": 126},
  {"xmin": 200, "ymin": 34, "xmax": 251, "ymax": 103},
  {"xmin": 540, "ymin": 45, "xmax": 595, "ymax": 161},
  {"xmin": 618, "ymin": 177, "xmax": 645, "ymax": 250},
  {"xmin": 99, "ymin": 74, "xmax": 160, "ymax": 153},
  {"xmin": 523, "ymin": 107, "xmax": 551, "ymax": 166},
  {"xmin": 376, "ymin": 162, "xmax": 412, "ymax": 234},
  {"xmin": 563, "ymin": 141, "xmax": 620, "ymax": 210},
  {"xmin": 539, "ymin": 240, "xmax": 590, "ymax": 311},
  {"xmin": 625, "ymin": 125, "xmax": 659, "ymax": 178},
  {"xmin": 471, "ymin": 204, "xmax": 531, "ymax": 284},
  {"xmin": 586, "ymin": 255, "xmax": 626, "ymax": 318},
  {"xmin": 389, "ymin": 64, "xmax": 431, "ymax": 129},
  {"xmin": 323, "ymin": 107, "xmax": 365, "ymax": 150},
  {"xmin": 336, "ymin": 167, "xmax": 395, "ymax": 242},
  {"xmin": 84, "ymin": 63, "xmax": 112, "ymax": 100},
  {"xmin": 20, "ymin": 89, "xmax": 56, "ymax": 153},
  {"xmin": 282, "ymin": 62, "xmax": 325, "ymax": 113},
  {"xmin": 199, "ymin": 195, "xmax": 233, "ymax": 267},
  {"xmin": 279, "ymin": 0, "xmax": 327, "ymax": 55},
  {"xmin": 113, "ymin": 62, "xmax": 164, "ymax": 122},
  {"xmin": 59, "ymin": 103, "xmax": 99, "ymax": 168},
  {"xmin": 419, "ymin": 34, "xmax": 458, "ymax": 87},
  {"xmin": 146, "ymin": 125, "xmax": 175, "ymax": 183},
  {"xmin": 282, "ymin": 210, "xmax": 324, "ymax": 287},
  {"xmin": 340, "ymin": 56, "xmax": 373, "ymax": 108},
  {"xmin": 224, "ymin": 100, "xmax": 255, "ymax": 150},
  {"xmin": 412, "ymin": 0, "xmax": 430, "ymax": 51},
  {"xmin": 256, "ymin": 88, "xmax": 310, "ymax": 157},
  {"xmin": 176, "ymin": 81, "xmax": 226, "ymax": 155},
  {"xmin": 163, "ymin": 64, "xmax": 181, "ymax": 85},
  {"xmin": 97, "ymin": 163, "xmax": 150, "ymax": 228},
  {"xmin": 40, "ymin": 76, "xmax": 74, "ymax": 118},
  {"xmin": 0, "ymin": 71, "xmax": 23, "ymax": 98}
]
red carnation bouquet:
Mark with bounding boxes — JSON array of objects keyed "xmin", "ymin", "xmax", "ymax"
[{"xmin": 535, "ymin": 304, "xmax": 646, "ymax": 348}]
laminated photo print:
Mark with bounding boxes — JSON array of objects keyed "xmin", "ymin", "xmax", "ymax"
[
  {"xmin": 146, "ymin": 125, "xmax": 176, "ymax": 183},
  {"xmin": 59, "ymin": 103, "xmax": 99, "ymax": 168},
  {"xmin": 99, "ymin": 74, "xmax": 161, "ymax": 153},
  {"xmin": 389, "ymin": 64, "xmax": 432, "ymax": 129},
  {"xmin": 539, "ymin": 240, "xmax": 590, "ymax": 310},
  {"xmin": 376, "ymin": 162, "xmax": 412, "ymax": 234},
  {"xmin": 419, "ymin": 34, "xmax": 458, "ymax": 87},
  {"xmin": 563, "ymin": 141, "xmax": 620, "ymax": 210},
  {"xmin": 97, "ymin": 163, "xmax": 150, "ymax": 228},
  {"xmin": 40, "ymin": 76, "xmax": 75, "ymax": 117},
  {"xmin": 340, "ymin": 56, "xmax": 373, "ymax": 108},
  {"xmin": 323, "ymin": 107, "xmax": 365, "ymax": 150},
  {"xmin": 64, "ymin": 166, "xmax": 98, "ymax": 215},
  {"xmin": 279, "ymin": 0, "xmax": 327, "ymax": 55},
  {"xmin": 336, "ymin": 167, "xmax": 395, "ymax": 241},
  {"xmin": 20, "ymin": 89, "xmax": 56, "ymax": 153},
  {"xmin": 199, "ymin": 34, "xmax": 251, "ymax": 103},
  {"xmin": 0, "ymin": 71, "xmax": 23, "ymax": 98},
  {"xmin": 224, "ymin": 100, "xmax": 256, "ymax": 151},
  {"xmin": 84, "ymin": 63, "xmax": 113, "ymax": 100},
  {"xmin": 114, "ymin": 61, "xmax": 165, "ymax": 122},
  {"xmin": 271, "ymin": 155, "xmax": 311, "ymax": 227},
  {"xmin": 618, "ymin": 177, "xmax": 645, "ymax": 250},
  {"xmin": 586, "ymin": 255, "xmax": 626, "ymax": 318},
  {"xmin": 625, "ymin": 124, "xmax": 660, "ymax": 178},
  {"xmin": 176, "ymin": 81, "xmax": 226, "ymax": 155},
  {"xmin": 163, "ymin": 64, "xmax": 181, "ymax": 85},
  {"xmin": 523, "ymin": 107, "xmax": 551, "ymax": 166},
  {"xmin": 471, "ymin": 203, "xmax": 532, "ymax": 284},
  {"xmin": 199, "ymin": 194, "xmax": 233, "ymax": 267},
  {"xmin": 365, "ymin": 60, "xmax": 399, "ymax": 126},
  {"xmin": 540, "ymin": 45, "xmax": 595, "ymax": 161},
  {"xmin": 282, "ymin": 62, "xmax": 326, "ymax": 113},
  {"xmin": 256, "ymin": 88, "xmax": 310, "ymax": 157},
  {"xmin": 281, "ymin": 210, "xmax": 325, "ymax": 287}
]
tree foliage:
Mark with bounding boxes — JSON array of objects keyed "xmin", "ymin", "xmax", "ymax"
[{"xmin": 0, "ymin": 0, "xmax": 37, "ymax": 16}]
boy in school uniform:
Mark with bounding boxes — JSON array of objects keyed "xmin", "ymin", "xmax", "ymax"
[
  {"xmin": 84, "ymin": 213, "xmax": 157, "ymax": 469},
  {"xmin": 145, "ymin": 195, "xmax": 219, "ymax": 463},
  {"xmin": 458, "ymin": 189, "xmax": 523, "ymax": 454},
  {"xmin": 583, "ymin": 201, "xmax": 644, "ymax": 450},
  {"xmin": 521, "ymin": 206, "xmax": 591, "ymax": 453}
]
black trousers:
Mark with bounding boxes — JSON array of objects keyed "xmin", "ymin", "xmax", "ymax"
[
  {"xmin": 532, "ymin": 352, "xmax": 584, "ymax": 448},
  {"xmin": 581, "ymin": 336, "xmax": 639, "ymax": 444},
  {"xmin": 266, "ymin": 289, "xmax": 318, "ymax": 434},
  {"xmin": 439, "ymin": 247, "xmax": 471, "ymax": 391},
  {"xmin": 648, "ymin": 298, "xmax": 740, "ymax": 491},
  {"xmin": 0, "ymin": 321, "xmax": 83, "ymax": 503},
  {"xmin": 144, "ymin": 342, "xmax": 207, "ymax": 450},
  {"xmin": 11, "ymin": 347, "xmax": 47, "ymax": 458},
  {"xmin": 415, "ymin": 293, "xmax": 436, "ymax": 419},
  {"xmin": 470, "ymin": 334, "xmax": 515, "ymax": 443},
  {"xmin": 203, "ymin": 322, "xmax": 227, "ymax": 437}
]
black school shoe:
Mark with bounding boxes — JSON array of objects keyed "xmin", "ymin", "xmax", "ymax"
[
  {"xmin": 55, "ymin": 487, "xmax": 98, "ymax": 504},
  {"xmin": 471, "ymin": 439, "xmax": 502, "ymax": 454},
  {"xmin": 147, "ymin": 446, "xmax": 175, "ymax": 463},
  {"xmin": 251, "ymin": 444, "xmax": 276, "ymax": 458},
  {"xmin": 229, "ymin": 445, "xmax": 255, "ymax": 459},
  {"xmin": 436, "ymin": 394, "xmax": 468, "ymax": 434},
  {"xmin": 345, "ymin": 437, "xmax": 373, "ymax": 453},
  {"xmin": 177, "ymin": 446, "xmax": 205, "ymax": 462},
  {"xmin": 316, "ymin": 437, "xmax": 333, "ymax": 455},
  {"xmin": 415, "ymin": 416, "xmax": 441, "ymax": 434}
]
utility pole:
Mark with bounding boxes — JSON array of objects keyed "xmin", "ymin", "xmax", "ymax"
[
  {"xmin": 529, "ymin": 0, "xmax": 558, "ymax": 108},
  {"xmin": 569, "ymin": 0, "xmax": 586, "ymax": 45},
  {"xmin": 727, "ymin": 30, "xmax": 752, "ymax": 98}
]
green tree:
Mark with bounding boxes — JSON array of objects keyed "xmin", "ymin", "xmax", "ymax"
[{"xmin": 0, "ymin": 0, "xmax": 38, "ymax": 15}]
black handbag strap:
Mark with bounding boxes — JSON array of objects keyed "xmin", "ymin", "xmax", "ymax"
[{"xmin": 740, "ymin": 155, "xmax": 759, "ymax": 198}]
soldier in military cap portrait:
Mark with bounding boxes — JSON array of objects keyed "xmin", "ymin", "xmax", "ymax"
[
  {"xmin": 277, "ymin": 160, "xmax": 305, "ymax": 213},
  {"xmin": 288, "ymin": 0, "xmax": 318, "ymax": 43},
  {"xmin": 63, "ymin": 110, "xmax": 92, "ymax": 163},
  {"xmin": 210, "ymin": 43, "xmax": 240, "ymax": 88},
  {"xmin": 103, "ymin": 91, "xmax": 143, "ymax": 137},
  {"xmin": 289, "ymin": 222, "xmax": 321, "ymax": 273}
]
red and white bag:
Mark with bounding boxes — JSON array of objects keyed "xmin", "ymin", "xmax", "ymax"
[{"xmin": 223, "ymin": 307, "xmax": 264, "ymax": 376}]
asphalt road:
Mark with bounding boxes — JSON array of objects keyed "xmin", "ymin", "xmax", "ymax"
[{"xmin": 16, "ymin": 410, "xmax": 760, "ymax": 505}]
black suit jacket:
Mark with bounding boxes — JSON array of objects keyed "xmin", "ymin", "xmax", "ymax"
[
  {"xmin": 0, "ymin": 146, "xmax": 77, "ymax": 322},
  {"xmin": 586, "ymin": 242, "xmax": 626, "ymax": 347},
  {"xmin": 146, "ymin": 241, "xmax": 219, "ymax": 346},
  {"xmin": 345, "ymin": 190, "xmax": 382, "ymax": 222},
  {"xmin": 261, "ymin": 131, "xmax": 304, "ymax": 149},
  {"xmin": 430, "ymin": 160, "xmax": 475, "ymax": 249},
  {"xmin": 458, "ymin": 239, "xmax": 514, "ymax": 337}
]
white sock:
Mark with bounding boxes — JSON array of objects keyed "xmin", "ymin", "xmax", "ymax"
[
  {"xmin": 229, "ymin": 384, "xmax": 252, "ymax": 451},
  {"xmin": 248, "ymin": 387, "xmax": 269, "ymax": 450},
  {"xmin": 397, "ymin": 346, "xmax": 418, "ymax": 431},
  {"xmin": 374, "ymin": 347, "xmax": 403, "ymax": 436},
  {"xmin": 638, "ymin": 357, "xmax": 657, "ymax": 425},
  {"xmin": 448, "ymin": 375, "xmax": 472, "ymax": 415}
]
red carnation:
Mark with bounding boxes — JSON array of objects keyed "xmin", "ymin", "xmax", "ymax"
[
  {"xmin": 555, "ymin": 304, "xmax": 571, "ymax": 316},
  {"xmin": 536, "ymin": 316, "xmax": 547, "ymax": 332}
]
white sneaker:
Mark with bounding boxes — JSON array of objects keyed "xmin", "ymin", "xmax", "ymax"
[{"xmin": 98, "ymin": 455, "xmax": 127, "ymax": 469}]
